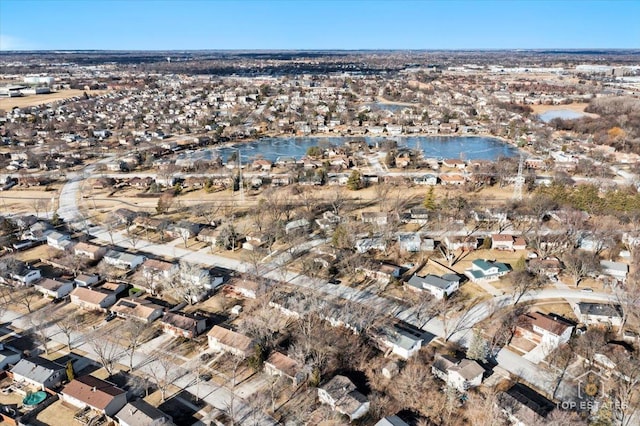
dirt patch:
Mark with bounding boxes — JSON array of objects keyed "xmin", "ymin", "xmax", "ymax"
[{"xmin": 0, "ymin": 89, "xmax": 109, "ymax": 110}]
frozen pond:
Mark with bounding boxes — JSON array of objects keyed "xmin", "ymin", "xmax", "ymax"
[
  {"xmin": 538, "ymin": 109, "xmax": 586, "ymax": 123},
  {"xmin": 193, "ymin": 135, "xmax": 519, "ymax": 164}
]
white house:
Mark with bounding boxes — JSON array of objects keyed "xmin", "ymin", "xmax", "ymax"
[
  {"xmin": 412, "ymin": 174, "xmax": 438, "ymax": 186},
  {"xmin": 285, "ymin": 218, "xmax": 310, "ymax": 234},
  {"xmin": 465, "ymin": 259, "xmax": 510, "ymax": 282},
  {"xmin": 599, "ymin": 260, "xmax": 629, "ymax": 283},
  {"xmin": 406, "ymin": 273, "xmax": 460, "ymax": 299},
  {"xmin": 318, "ymin": 375, "xmax": 370, "ymax": 421},
  {"xmin": 376, "ymin": 323, "xmax": 424, "ymax": 359},
  {"xmin": 516, "ymin": 312, "xmax": 574, "ymax": 354},
  {"xmin": 104, "ymin": 250, "xmax": 145, "ymax": 270},
  {"xmin": 73, "ymin": 242, "xmax": 107, "ymax": 261},
  {"xmin": 46, "ymin": 231, "xmax": 72, "ymax": 251},
  {"xmin": 432, "ymin": 355, "xmax": 484, "ymax": 392},
  {"xmin": 11, "ymin": 357, "xmax": 66, "ymax": 390},
  {"xmin": 574, "ymin": 303, "xmax": 624, "ymax": 327},
  {"xmin": 34, "ymin": 278, "xmax": 74, "ymax": 299},
  {"xmin": 10, "ymin": 267, "xmax": 42, "ymax": 285}
]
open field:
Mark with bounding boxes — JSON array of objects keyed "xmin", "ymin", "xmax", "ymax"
[
  {"xmin": 529, "ymin": 102, "xmax": 599, "ymax": 117},
  {"xmin": 0, "ymin": 89, "xmax": 109, "ymax": 110}
]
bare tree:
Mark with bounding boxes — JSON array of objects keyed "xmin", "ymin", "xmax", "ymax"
[
  {"xmin": 14, "ymin": 287, "xmax": 39, "ymax": 313},
  {"xmin": 29, "ymin": 306, "xmax": 54, "ymax": 355},
  {"xmin": 56, "ymin": 312, "xmax": 85, "ymax": 351},
  {"xmin": 121, "ymin": 320, "xmax": 150, "ymax": 371},
  {"xmin": 167, "ymin": 261, "xmax": 208, "ymax": 305},
  {"xmin": 510, "ymin": 270, "xmax": 547, "ymax": 305},
  {"xmin": 562, "ymin": 249, "xmax": 599, "ymax": 286},
  {"xmin": 147, "ymin": 350, "xmax": 181, "ymax": 402},
  {"xmin": 86, "ymin": 330, "xmax": 123, "ymax": 376}
]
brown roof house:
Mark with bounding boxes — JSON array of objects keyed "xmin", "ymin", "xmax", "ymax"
[
  {"xmin": 61, "ymin": 375, "xmax": 127, "ymax": 417},
  {"xmin": 516, "ymin": 312, "xmax": 574, "ymax": 356},
  {"xmin": 70, "ymin": 286, "xmax": 118, "ymax": 311},
  {"xmin": 318, "ymin": 375, "xmax": 370, "ymax": 422},
  {"xmin": 74, "ymin": 242, "xmax": 107, "ymax": 261},
  {"xmin": 161, "ymin": 312, "xmax": 207, "ymax": 339},
  {"xmin": 207, "ymin": 325, "xmax": 256, "ymax": 358},
  {"xmin": 264, "ymin": 351, "xmax": 307, "ymax": 385},
  {"xmin": 110, "ymin": 298, "xmax": 164, "ymax": 323}
]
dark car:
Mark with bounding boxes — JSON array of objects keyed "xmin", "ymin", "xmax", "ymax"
[
  {"xmin": 328, "ymin": 279, "xmax": 341, "ymax": 285},
  {"xmin": 105, "ymin": 312, "xmax": 117, "ymax": 322},
  {"xmin": 198, "ymin": 373, "xmax": 212, "ymax": 382}
]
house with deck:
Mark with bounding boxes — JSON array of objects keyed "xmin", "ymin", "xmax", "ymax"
[{"xmin": 61, "ymin": 375, "xmax": 127, "ymax": 417}]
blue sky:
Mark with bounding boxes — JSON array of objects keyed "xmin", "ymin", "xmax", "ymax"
[{"xmin": 1, "ymin": 1, "xmax": 638, "ymax": 50}]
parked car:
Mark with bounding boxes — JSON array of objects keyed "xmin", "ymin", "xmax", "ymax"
[{"xmin": 105, "ymin": 312, "xmax": 117, "ymax": 321}]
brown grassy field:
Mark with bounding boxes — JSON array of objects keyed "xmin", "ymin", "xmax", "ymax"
[
  {"xmin": 0, "ymin": 89, "xmax": 109, "ymax": 110},
  {"xmin": 530, "ymin": 102, "xmax": 598, "ymax": 117}
]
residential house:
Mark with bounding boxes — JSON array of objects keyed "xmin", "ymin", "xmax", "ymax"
[
  {"xmin": 160, "ymin": 311, "xmax": 207, "ymax": 339},
  {"xmin": 242, "ymin": 233, "xmax": 268, "ymax": 251},
  {"xmin": 6, "ymin": 265, "xmax": 42, "ymax": 285},
  {"xmin": 442, "ymin": 159, "xmax": 466, "ymax": 169},
  {"xmin": 355, "ymin": 237, "xmax": 387, "ymax": 253},
  {"xmin": 491, "ymin": 234, "xmax": 526, "ymax": 251},
  {"xmin": 110, "ymin": 298, "xmax": 164, "ymax": 323},
  {"xmin": 207, "ymin": 326, "xmax": 256, "ymax": 358},
  {"xmin": 113, "ymin": 208, "xmax": 138, "ymax": 224},
  {"xmin": 498, "ymin": 383, "xmax": 556, "ymax": 425},
  {"xmin": 465, "ymin": 259, "xmax": 510, "ymax": 282},
  {"xmin": 432, "ymin": 354, "xmax": 484, "ymax": 392},
  {"xmin": 223, "ymin": 278, "xmax": 264, "ymax": 299},
  {"xmin": 196, "ymin": 227, "xmax": 219, "ymax": 244},
  {"xmin": 141, "ymin": 258, "xmax": 178, "ymax": 288},
  {"xmin": 361, "ymin": 212, "xmax": 388, "ymax": 226},
  {"xmin": 264, "ymin": 351, "xmax": 306, "ymax": 385},
  {"xmin": 74, "ymin": 242, "xmax": 107, "ymax": 261},
  {"xmin": 74, "ymin": 274, "xmax": 99, "ymax": 287},
  {"xmin": 397, "ymin": 233, "xmax": 422, "ymax": 252},
  {"xmin": 116, "ymin": 400, "xmax": 175, "ymax": 426},
  {"xmin": 70, "ymin": 286, "xmax": 117, "ymax": 311},
  {"xmin": 412, "ymin": 174, "xmax": 438, "ymax": 186},
  {"xmin": 599, "ymin": 260, "xmax": 629, "ymax": 284},
  {"xmin": 0, "ymin": 343, "xmax": 21, "ymax": 370},
  {"xmin": 318, "ymin": 375, "xmax": 370, "ymax": 421},
  {"xmin": 46, "ymin": 230, "xmax": 72, "ymax": 251},
  {"xmin": 285, "ymin": 218, "xmax": 310, "ymax": 234},
  {"xmin": 34, "ymin": 278, "xmax": 74, "ymax": 299},
  {"xmin": 165, "ymin": 220, "xmax": 201, "ymax": 240},
  {"xmin": 573, "ymin": 303, "xmax": 624, "ymax": 327},
  {"xmin": 376, "ymin": 323, "xmax": 425, "ymax": 359},
  {"xmin": 375, "ymin": 416, "xmax": 410, "ymax": 426},
  {"xmin": 61, "ymin": 375, "xmax": 127, "ymax": 417},
  {"xmin": 21, "ymin": 221, "xmax": 51, "ymax": 242},
  {"xmin": 358, "ymin": 262, "xmax": 401, "ymax": 285},
  {"xmin": 443, "ymin": 235, "xmax": 478, "ymax": 251},
  {"xmin": 104, "ymin": 250, "xmax": 145, "ymax": 270},
  {"xmin": 439, "ymin": 174, "xmax": 465, "ymax": 185},
  {"xmin": 516, "ymin": 312, "xmax": 574, "ymax": 353},
  {"xmin": 527, "ymin": 257, "xmax": 562, "ymax": 277},
  {"xmin": 11, "ymin": 357, "xmax": 66, "ymax": 390},
  {"xmin": 406, "ymin": 273, "xmax": 461, "ymax": 299}
]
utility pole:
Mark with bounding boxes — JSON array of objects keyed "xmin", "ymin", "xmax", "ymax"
[{"xmin": 513, "ymin": 154, "xmax": 525, "ymax": 201}]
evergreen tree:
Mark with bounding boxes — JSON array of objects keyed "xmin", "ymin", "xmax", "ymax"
[
  {"xmin": 423, "ymin": 186, "xmax": 436, "ymax": 210},
  {"xmin": 346, "ymin": 170, "xmax": 362, "ymax": 191},
  {"xmin": 466, "ymin": 329, "xmax": 489, "ymax": 363}
]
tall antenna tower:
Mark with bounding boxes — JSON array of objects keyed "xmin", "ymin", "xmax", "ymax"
[{"xmin": 513, "ymin": 154, "xmax": 525, "ymax": 201}]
